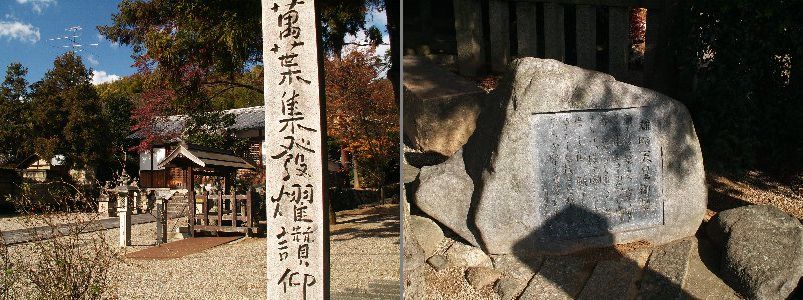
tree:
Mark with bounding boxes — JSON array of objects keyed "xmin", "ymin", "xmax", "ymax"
[
  {"xmin": 0, "ymin": 63, "xmax": 31, "ymax": 161},
  {"xmin": 325, "ymin": 48, "xmax": 398, "ymax": 189},
  {"xmin": 99, "ymin": 0, "xmax": 399, "ymax": 150},
  {"xmin": 320, "ymin": 0, "xmax": 385, "ymax": 58},
  {"xmin": 96, "ymin": 75, "xmax": 143, "ymax": 177},
  {"xmin": 29, "ymin": 53, "xmax": 109, "ymax": 168},
  {"xmin": 672, "ymin": 0, "xmax": 803, "ymax": 172}
]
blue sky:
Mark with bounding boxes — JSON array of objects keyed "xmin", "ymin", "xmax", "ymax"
[
  {"xmin": 0, "ymin": 0, "xmax": 389, "ymax": 85},
  {"xmin": 0, "ymin": 0, "xmax": 135, "ymax": 85}
]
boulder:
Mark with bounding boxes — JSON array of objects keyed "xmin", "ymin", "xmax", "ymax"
[
  {"xmin": 421, "ymin": 58, "xmax": 707, "ymax": 255},
  {"xmin": 707, "ymin": 205, "xmax": 803, "ymax": 300},
  {"xmin": 403, "ymin": 56, "xmax": 485, "ymax": 157},
  {"xmin": 414, "ymin": 150, "xmax": 479, "ymax": 246}
]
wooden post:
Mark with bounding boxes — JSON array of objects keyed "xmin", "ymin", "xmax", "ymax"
[
  {"xmin": 453, "ymin": 0, "xmax": 485, "ymax": 76},
  {"xmin": 576, "ymin": 5, "xmax": 597, "ymax": 70},
  {"xmin": 203, "ymin": 191, "xmax": 209, "ymax": 226},
  {"xmin": 516, "ymin": 1, "xmax": 538, "ymax": 58},
  {"xmin": 187, "ymin": 166, "xmax": 194, "ymax": 237},
  {"xmin": 489, "ymin": 0, "xmax": 510, "ymax": 73},
  {"xmin": 232, "ymin": 190, "xmax": 238, "ymax": 229},
  {"xmin": 644, "ymin": 4, "xmax": 678, "ymax": 97},
  {"xmin": 608, "ymin": 6, "xmax": 629, "ymax": 80},
  {"xmin": 544, "ymin": 2, "xmax": 565, "ymax": 61},
  {"xmin": 218, "ymin": 191, "xmax": 224, "ymax": 227},
  {"xmin": 247, "ymin": 189, "xmax": 254, "ymax": 228}
]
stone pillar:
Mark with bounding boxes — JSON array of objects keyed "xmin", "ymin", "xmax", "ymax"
[
  {"xmin": 263, "ymin": 0, "xmax": 329, "ymax": 298},
  {"xmin": 118, "ymin": 193, "xmax": 131, "ymax": 247}
]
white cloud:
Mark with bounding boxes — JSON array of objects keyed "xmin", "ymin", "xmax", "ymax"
[
  {"xmin": 367, "ymin": 7, "xmax": 387, "ymax": 27},
  {"xmin": 86, "ymin": 54, "xmax": 99, "ymax": 66},
  {"xmin": 0, "ymin": 21, "xmax": 40, "ymax": 43},
  {"xmin": 91, "ymin": 70, "xmax": 120, "ymax": 85},
  {"xmin": 16, "ymin": 0, "xmax": 56, "ymax": 14}
]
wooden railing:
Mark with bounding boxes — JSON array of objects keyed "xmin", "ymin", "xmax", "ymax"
[
  {"xmin": 189, "ymin": 190, "xmax": 258, "ymax": 235},
  {"xmin": 453, "ymin": 0, "xmax": 678, "ymax": 96}
]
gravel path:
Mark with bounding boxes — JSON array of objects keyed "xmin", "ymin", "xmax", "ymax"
[
  {"xmin": 330, "ymin": 204, "xmax": 401, "ymax": 295},
  {"xmin": 3, "ymin": 204, "xmax": 400, "ymax": 299}
]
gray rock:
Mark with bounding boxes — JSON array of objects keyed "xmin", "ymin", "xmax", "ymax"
[
  {"xmin": 426, "ymin": 254, "xmax": 449, "ymax": 271},
  {"xmin": 465, "ymin": 267, "xmax": 502, "ymax": 290},
  {"xmin": 408, "ymin": 215, "xmax": 445, "ymax": 258},
  {"xmin": 707, "ymin": 205, "xmax": 803, "ymax": 300},
  {"xmin": 423, "ymin": 58, "xmax": 706, "ymax": 255},
  {"xmin": 403, "ymin": 56, "xmax": 485, "ymax": 157},
  {"xmin": 445, "ymin": 241, "xmax": 493, "ymax": 268},
  {"xmin": 414, "ymin": 150, "xmax": 479, "ymax": 246}
]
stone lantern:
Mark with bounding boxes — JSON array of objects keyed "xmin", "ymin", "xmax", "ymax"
[{"xmin": 97, "ymin": 181, "xmax": 117, "ymax": 217}]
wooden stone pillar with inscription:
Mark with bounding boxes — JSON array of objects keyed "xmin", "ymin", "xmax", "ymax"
[{"xmin": 262, "ymin": 0, "xmax": 330, "ymax": 299}]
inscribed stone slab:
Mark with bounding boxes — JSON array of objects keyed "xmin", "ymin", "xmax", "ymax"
[{"xmin": 263, "ymin": 0, "xmax": 328, "ymax": 299}]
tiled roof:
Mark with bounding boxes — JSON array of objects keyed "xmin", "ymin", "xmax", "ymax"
[{"xmin": 129, "ymin": 106, "xmax": 264, "ymax": 139}]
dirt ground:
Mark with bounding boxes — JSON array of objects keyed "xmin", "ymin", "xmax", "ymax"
[{"xmin": 707, "ymin": 170, "xmax": 803, "ymax": 219}]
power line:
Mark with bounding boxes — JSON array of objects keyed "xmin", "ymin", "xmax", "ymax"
[{"xmin": 45, "ymin": 25, "xmax": 100, "ymax": 57}]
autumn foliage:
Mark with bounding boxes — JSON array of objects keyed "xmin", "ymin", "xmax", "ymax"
[{"xmin": 325, "ymin": 48, "xmax": 399, "ymax": 187}]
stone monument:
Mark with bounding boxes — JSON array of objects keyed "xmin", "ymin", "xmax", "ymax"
[
  {"xmin": 415, "ymin": 58, "xmax": 707, "ymax": 255},
  {"xmin": 262, "ymin": 0, "xmax": 329, "ymax": 298},
  {"xmin": 113, "ymin": 174, "xmax": 137, "ymax": 248}
]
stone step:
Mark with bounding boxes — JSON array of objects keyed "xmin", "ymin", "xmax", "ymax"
[
  {"xmin": 519, "ymin": 255, "xmax": 596, "ymax": 300},
  {"xmin": 635, "ymin": 238, "xmax": 695, "ymax": 300},
  {"xmin": 577, "ymin": 250, "xmax": 650, "ymax": 300},
  {"xmin": 681, "ymin": 238, "xmax": 740, "ymax": 299}
]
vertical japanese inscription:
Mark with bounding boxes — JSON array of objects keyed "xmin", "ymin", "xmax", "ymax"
[
  {"xmin": 263, "ymin": 1, "xmax": 327, "ymax": 299},
  {"xmin": 532, "ymin": 107, "xmax": 663, "ymax": 238}
]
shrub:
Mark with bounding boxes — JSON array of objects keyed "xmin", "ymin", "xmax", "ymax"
[{"xmin": 0, "ymin": 181, "xmax": 120, "ymax": 299}]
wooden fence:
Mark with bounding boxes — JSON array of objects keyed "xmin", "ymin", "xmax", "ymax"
[
  {"xmin": 190, "ymin": 190, "xmax": 260, "ymax": 235},
  {"xmin": 452, "ymin": 0, "xmax": 679, "ymax": 96}
]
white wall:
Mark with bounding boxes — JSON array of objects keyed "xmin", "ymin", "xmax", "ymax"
[{"xmin": 139, "ymin": 148, "xmax": 166, "ymax": 171}]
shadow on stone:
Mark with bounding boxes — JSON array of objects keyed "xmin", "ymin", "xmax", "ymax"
[
  {"xmin": 404, "ymin": 151, "xmax": 450, "ymax": 168},
  {"xmin": 512, "ymin": 204, "xmax": 697, "ymax": 299}
]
